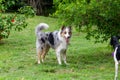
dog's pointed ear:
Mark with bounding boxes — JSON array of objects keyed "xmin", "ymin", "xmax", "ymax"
[{"xmin": 61, "ymin": 25, "xmax": 65, "ymax": 30}]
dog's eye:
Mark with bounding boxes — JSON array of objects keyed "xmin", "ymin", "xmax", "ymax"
[
  {"xmin": 64, "ymin": 32, "xmax": 66, "ymax": 34},
  {"xmin": 69, "ymin": 32, "xmax": 71, "ymax": 34}
]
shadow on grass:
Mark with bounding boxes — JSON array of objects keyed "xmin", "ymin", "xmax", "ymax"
[{"xmin": 67, "ymin": 50, "xmax": 113, "ymax": 69}]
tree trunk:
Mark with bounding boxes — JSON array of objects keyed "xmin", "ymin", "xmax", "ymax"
[{"xmin": 27, "ymin": 0, "xmax": 53, "ymax": 16}]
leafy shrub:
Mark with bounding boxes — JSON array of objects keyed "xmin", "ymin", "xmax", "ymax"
[
  {"xmin": 0, "ymin": 3, "xmax": 35, "ymax": 40},
  {"xmin": 0, "ymin": 0, "xmax": 17, "ymax": 12},
  {"xmin": 0, "ymin": 14, "xmax": 27, "ymax": 39},
  {"xmin": 18, "ymin": 6, "xmax": 35, "ymax": 17},
  {"xmin": 54, "ymin": 0, "xmax": 120, "ymax": 42},
  {"xmin": 0, "ymin": 0, "xmax": 27, "ymax": 12}
]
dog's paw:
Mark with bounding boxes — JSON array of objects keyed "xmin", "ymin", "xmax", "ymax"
[
  {"xmin": 42, "ymin": 59, "xmax": 44, "ymax": 63},
  {"xmin": 65, "ymin": 63, "xmax": 70, "ymax": 65},
  {"xmin": 38, "ymin": 61, "xmax": 41, "ymax": 64},
  {"xmin": 58, "ymin": 62, "xmax": 62, "ymax": 65}
]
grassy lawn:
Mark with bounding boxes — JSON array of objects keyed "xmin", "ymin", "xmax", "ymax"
[{"xmin": 0, "ymin": 16, "xmax": 117, "ymax": 80}]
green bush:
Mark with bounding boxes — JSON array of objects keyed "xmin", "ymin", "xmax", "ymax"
[
  {"xmin": 54, "ymin": 0, "xmax": 120, "ymax": 42},
  {"xmin": 0, "ymin": 0, "xmax": 27, "ymax": 12},
  {"xmin": 0, "ymin": 0, "xmax": 17, "ymax": 12},
  {"xmin": 0, "ymin": 0, "xmax": 35, "ymax": 40},
  {"xmin": 0, "ymin": 14, "xmax": 27, "ymax": 39}
]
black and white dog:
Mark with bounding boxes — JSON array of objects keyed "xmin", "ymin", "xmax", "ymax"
[
  {"xmin": 110, "ymin": 36, "xmax": 120, "ymax": 80},
  {"xmin": 35, "ymin": 23, "xmax": 72, "ymax": 65}
]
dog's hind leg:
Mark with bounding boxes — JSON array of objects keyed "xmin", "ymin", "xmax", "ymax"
[
  {"xmin": 37, "ymin": 49, "xmax": 42, "ymax": 64},
  {"xmin": 41, "ymin": 46, "xmax": 50, "ymax": 63},
  {"xmin": 37, "ymin": 50, "xmax": 41, "ymax": 64},
  {"xmin": 114, "ymin": 62, "xmax": 119, "ymax": 80}
]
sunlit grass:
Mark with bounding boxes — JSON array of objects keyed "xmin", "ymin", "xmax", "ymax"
[{"xmin": 0, "ymin": 15, "xmax": 117, "ymax": 80}]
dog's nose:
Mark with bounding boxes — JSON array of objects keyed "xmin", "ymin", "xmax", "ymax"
[{"xmin": 67, "ymin": 36, "xmax": 70, "ymax": 39}]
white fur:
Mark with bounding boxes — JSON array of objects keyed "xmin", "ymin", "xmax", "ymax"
[
  {"xmin": 114, "ymin": 47, "xmax": 119, "ymax": 80},
  {"xmin": 35, "ymin": 23, "xmax": 72, "ymax": 65},
  {"xmin": 35, "ymin": 23, "xmax": 49, "ymax": 34},
  {"xmin": 38, "ymin": 23, "xmax": 49, "ymax": 29},
  {"xmin": 55, "ymin": 31, "xmax": 68, "ymax": 65},
  {"xmin": 64, "ymin": 28, "xmax": 71, "ymax": 39}
]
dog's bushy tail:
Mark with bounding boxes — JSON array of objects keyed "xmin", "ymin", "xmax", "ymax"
[{"xmin": 35, "ymin": 23, "xmax": 49, "ymax": 34}]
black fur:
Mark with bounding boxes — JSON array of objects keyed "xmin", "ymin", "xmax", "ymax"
[
  {"xmin": 116, "ymin": 46, "xmax": 120, "ymax": 61},
  {"xmin": 110, "ymin": 36, "xmax": 120, "ymax": 80},
  {"xmin": 46, "ymin": 34, "xmax": 49, "ymax": 36},
  {"xmin": 110, "ymin": 36, "xmax": 119, "ymax": 49},
  {"xmin": 110, "ymin": 36, "xmax": 120, "ymax": 61},
  {"xmin": 48, "ymin": 32, "xmax": 54, "ymax": 45},
  {"xmin": 41, "ymin": 47, "xmax": 43, "ymax": 50},
  {"xmin": 41, "ymin": 38, "xmax": 45, "ymax": 43}
]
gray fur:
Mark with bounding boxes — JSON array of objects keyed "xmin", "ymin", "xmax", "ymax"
[{"xmin": 35, "ymin": 23, "xmax": 72, "ymax": 65}]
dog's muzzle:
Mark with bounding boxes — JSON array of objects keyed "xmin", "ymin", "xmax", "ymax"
[{"xmin": 65, "ymin": 37, "xmax": 70, "ymax": 44}]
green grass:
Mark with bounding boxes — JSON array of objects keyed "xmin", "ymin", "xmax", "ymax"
[{"xmin": 0, "ymin": 16, "xmax": 117, "ymax": 80}]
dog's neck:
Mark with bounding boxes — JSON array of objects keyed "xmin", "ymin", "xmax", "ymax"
[
  {"xmin": 111, "ymin": 36, "xmax": 120, "ymax": 49},
  {"xmin": 114, "ymin": 44, "xmax": 119, "ymax": 50},
  {"xmin": 112, "ymin": 41, "xmax": 119, "ymax": 49}
]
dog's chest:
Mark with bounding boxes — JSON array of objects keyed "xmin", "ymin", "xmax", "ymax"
[
  {"xmin": 46, "ymin": 31, "xmax": 68, "ymax": 50},
  {"xmin": 58, "ymin": 41, "xmax": 67, "ymax": 50}
]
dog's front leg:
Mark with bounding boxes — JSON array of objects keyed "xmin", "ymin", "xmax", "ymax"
[
  {"xmin": 114, "ymin": 62, "xmax": 119, "ymax": 80},
  {"xmin": 56, "ymin": 51, "xmax": 62, "ymax": 65},
  {"xmin": 62, "ymin": 50, "xmax": 69, "ymax": 65}
]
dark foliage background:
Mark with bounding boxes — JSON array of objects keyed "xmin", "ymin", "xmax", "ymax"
[
  {"xmin": 1, "ymin": 0, "xmax": 120, "ymax": 42},
  {"xmin": 53, "ymin": 0, "xmax": 120, "ymax": 42}
]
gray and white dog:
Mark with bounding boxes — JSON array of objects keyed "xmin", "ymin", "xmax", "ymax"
[{"xmin": 35, "ymin": 23, "xmax": 72, "ymax": 65}]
